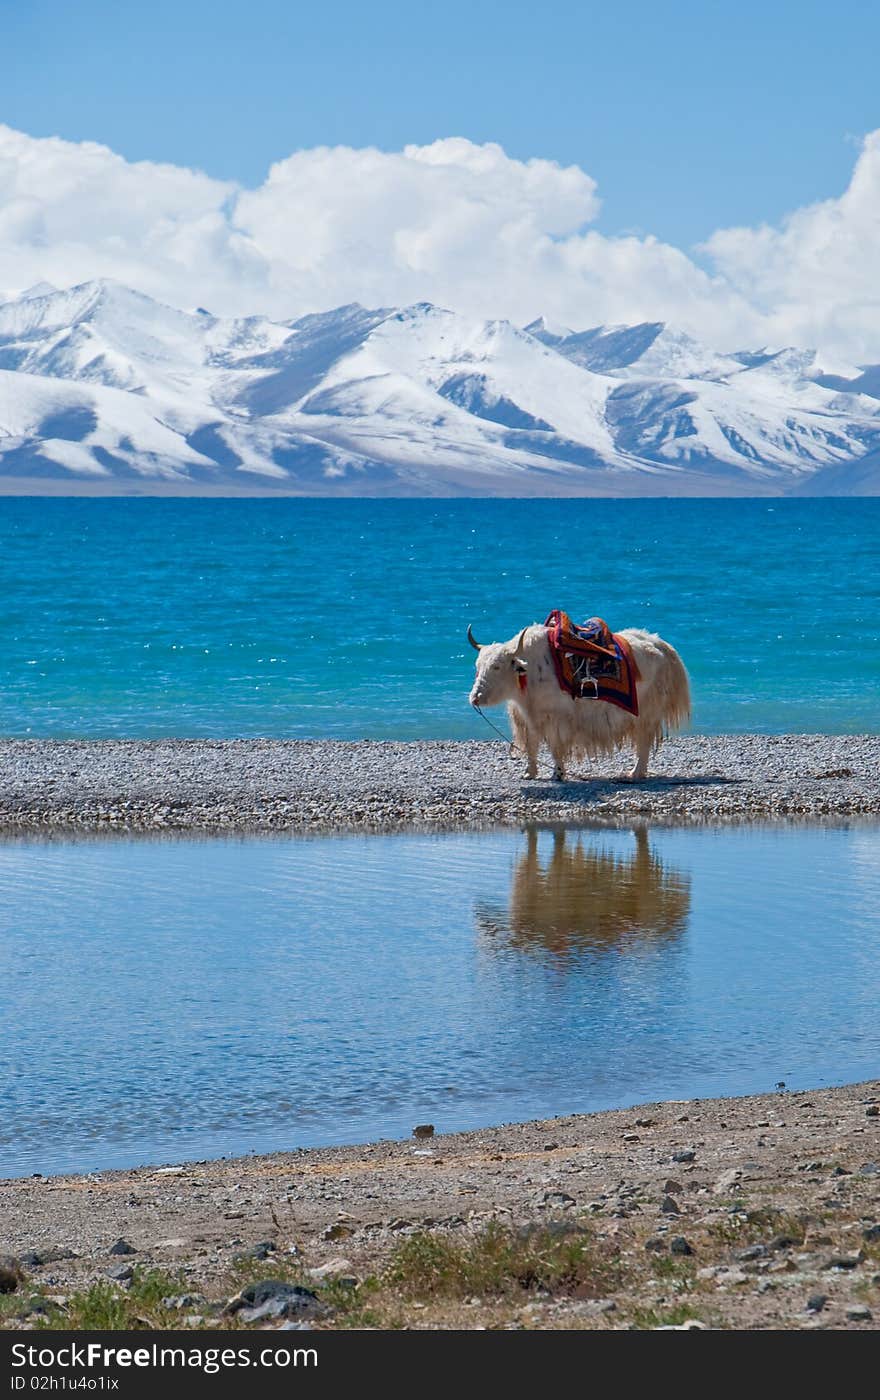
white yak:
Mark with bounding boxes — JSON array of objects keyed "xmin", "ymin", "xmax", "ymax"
[{"xmin": 467, "ymin": 619, "xmax": 690, "ymax": 781}]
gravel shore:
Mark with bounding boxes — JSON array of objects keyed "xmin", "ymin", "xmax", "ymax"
[
  {"xmin": 2, "ymin": 1080, "xmax": 878, "ymax": 1331},
  {"xmin": 0, "ymin": 734, "xmax": 878, "ymax": 834}
]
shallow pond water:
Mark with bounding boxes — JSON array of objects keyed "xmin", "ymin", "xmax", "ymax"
[{"xmin": 1, "ymin": 822, "xmax": 878, "ymax": 1177}]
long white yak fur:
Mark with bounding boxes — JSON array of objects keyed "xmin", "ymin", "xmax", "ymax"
[{"xmin": 468, "ymin": 623, "xmax": 691, "ymax": 781}]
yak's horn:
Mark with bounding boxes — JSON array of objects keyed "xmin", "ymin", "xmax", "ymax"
[
  {"xmin": 514, "ymin": 627, "xmax": 528, "ymax": 657},
  {"xmin": 467, "ymin": 624, "xmax": 482, "ymax": 651}
]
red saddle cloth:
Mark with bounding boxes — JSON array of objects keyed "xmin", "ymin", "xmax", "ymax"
[{"xmin": 544, "ymin": 610, "xmax": 640, "ymax": 716}]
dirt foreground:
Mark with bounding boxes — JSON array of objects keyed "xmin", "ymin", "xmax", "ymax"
[{"xmin": 2, "ymin": 1080, "xmax": 878, "ymax": 1331}]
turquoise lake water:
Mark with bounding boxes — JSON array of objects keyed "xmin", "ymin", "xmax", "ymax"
[
  {"xmin": 1, "ymin": 822, "xmax": 878, "ymax": 1177},
  {"xmin": 1, "ymin": 497, "xmax": 878, "ymax": 737}
]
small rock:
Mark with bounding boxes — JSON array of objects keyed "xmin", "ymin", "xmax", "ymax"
[
  {"xmin": 242, "ymin": 1241, "xmax": 275, "ymax": 1261},
  {"xmin": 767, "ymin": 1258, "xmax": 796, "ymax": 1274},
  {"xmin": 413, "ymin": 1124, "xmax": 435, "ymax": 1139},
  {"xmin": 635, "ymin": 1118, "xmax": 656, "ymax": 1128},
  {"xmin": 717, "ymin": 1269, "xmax": 749, "ymax": 1286},
  {"xmin": 162, "ymin": 1293, "xmax": 205, "ymax": 1310},
  {"xmin": 308, "ymin": 1258, "xmax": 353, "ymax": 1281},
  {"xmin": 663, "ymin": 1179, "xmax": 684, "ymax": 1195},
  {"xmin": 768, "ymin": 1234, "xmax": 798, "ymax": 1252},
  {"xmin": 106, "ymin": 1264, "xmax": 134, "ymax": 1283},
  {"xmin": 865, "ymin": 1105, "xmax": 879, "ymax": 1118},
  {"xmin": 320, "ymin": 1223, "xmax": 352, "ymax": 1242},
  {"xmin": 672, "ymin": 1150, "xmax": 695, "ymax": 1163},
  {"xmin": 108, "ymin": 1239, "xmax": 136, "ymax": 1257},
  {"xmin": 20, "ymin": 1248, "xmax": 75, "ymax": 1267},
  {"xmin": 670, "ymin": 1236, "xmax": 693, "ymax": 1256},
  {"xmin": 735, "ymin": 1244, "xmax": 768, "ymax": 1262},
  {"xmin": 644, "ymin": 1237, "xmax": 667, "ymax": 1253},
  {"xmin": 858, "ymin": 1161, "xmax": 879, "ymax": 1175},
  {"xmin": 542, "ymin": 1190, "xmax": 575, "ymax": 1208},
  {"xmin": 862, "ymin": 1223, "xmax": 880, "ymax": 1244},
  {"xmin": 660, "ymin": 1195, "xmax": 680, "ymax": 1215},
  {"xmin": 543, "ymin": 1142, "xmax": 559, "ymax": 1151},
  {"xmin": 846, "ymin": 1305, "xmax": 873, "ymax": 1322},
  {"xmin": 805, "ymin": 1294, "xmax": 828, "ymax": 1313},
  {"xmin": 831, "ymin": 1165, "xmax": 852, "ymax": 1177},
  {"xmin": 713, "ymin": 1169, "xmax": 742, "ymax": 1194},
  {"xmin": 387, "ymin": 1218, "xmax": 413, "ymax": 1232},
  {"xmin": 823, "ymin": 1252, "xmax": 864, "ymax": 1270}
]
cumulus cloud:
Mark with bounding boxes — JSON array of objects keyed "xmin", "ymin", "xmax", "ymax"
[
  {"xmin": 703, "ymin": 130, "xmax": 880, "ymax": 363},
  {"xmin": 0, "ymin": 122, "xmax": 878, "ymax": 360}
]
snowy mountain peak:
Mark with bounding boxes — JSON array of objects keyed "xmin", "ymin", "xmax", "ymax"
[{"xmin": 0, "ymin": 280, "xmax": 878, "ymax": 495}]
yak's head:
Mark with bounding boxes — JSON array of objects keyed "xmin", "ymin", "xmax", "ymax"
[{"xmin": 468, "ymin": 624, "xmax": 530, "ymax": 707}]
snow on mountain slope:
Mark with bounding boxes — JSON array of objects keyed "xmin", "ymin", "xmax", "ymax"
[
  {"xmin": 527, "ymin": 317, "xmax": 742, "ymax": 381},
  {"xmin": 291, "ymin": 303, "xmax": 621, "ymax": 463},
  {"xmin": 0, "ymin": 280, "xmax": 879, "ymax": 494}
]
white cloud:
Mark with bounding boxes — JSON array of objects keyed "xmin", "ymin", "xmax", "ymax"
[
  {"xmin": 0, "ymin": 122, "xmax": 878, "ymax": 360},
  {"xmin": 703, "ymin": 130, "xmax": 880, "ymax": 362}
]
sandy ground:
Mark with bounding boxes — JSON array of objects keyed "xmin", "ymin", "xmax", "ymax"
[
  {"xmin": 2, "ymin": 1081, "xmax": 878, "ymax": 1331},
  {"xmin": 0, "ymin": 734, "xmax": 878, "ymax": 834}
]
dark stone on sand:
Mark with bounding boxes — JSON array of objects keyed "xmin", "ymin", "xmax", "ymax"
[
  {"xmin": 243, "ymin": 1241, "xmax": 276, "ymax": 1260},
  {"xmin": 823, "ymin": 1252, "xmax": 864, "ymax": 1270},
  {"xmin": 806, "ymin": 1294, "xmax": 827, "ymax": 1313},
  {"xmin": 108, "ymin": 1238, "xmax": 136, "ymax": 1256},
  {"xmin": 21, "ymin": 1247, "xmax": 76, "ymax": 1267},
  {"xmin": 542, "ymin": 1190, "xmax": 575, "ymax": 1208},
  {"xmin": 735, "ymin": 1244, "xmax": 768, "ymax": 1261},
  {"xmin": 672, "ymin": 1150, "xmax": 695, "ymax": 1163},
  {"xmin": 670, "ymin": 1236, "xmax": 693, "ymax": 1256},
  {"xmin": 224, "ymin": 1279, "xmax": 328, "ymax": 1321}
]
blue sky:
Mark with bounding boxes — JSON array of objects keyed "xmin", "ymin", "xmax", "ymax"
[{"xmin": 5, "ymin": 0, "xmax": 880, "ymax": 248}]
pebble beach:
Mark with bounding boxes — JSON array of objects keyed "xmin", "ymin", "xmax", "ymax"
[{"xmin": 0, "ymin": 733, "xmax": 878, "ymax": 834}]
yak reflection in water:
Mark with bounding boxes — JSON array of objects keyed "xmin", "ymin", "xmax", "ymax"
[{"xmin": 476, "ymin": 826, "xmax": 691, "ymax": 958}]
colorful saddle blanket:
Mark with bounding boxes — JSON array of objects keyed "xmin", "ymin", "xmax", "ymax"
[{"xmin": 544, "ymin": 610, "xmax": 640, "ymax": 716}]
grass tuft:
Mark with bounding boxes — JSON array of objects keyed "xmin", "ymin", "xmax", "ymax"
[{"xmin": 386, "ymin": 1221, "xmax": 618, "ymax": 1301}]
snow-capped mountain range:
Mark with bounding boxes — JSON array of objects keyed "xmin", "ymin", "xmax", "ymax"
[{"xmin": 1, "ymin": 279, "xmax": 879, "ymax": 495}]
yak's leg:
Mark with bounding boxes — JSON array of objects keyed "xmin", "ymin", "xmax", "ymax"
[
  {"xmin": 509, "ymin": 706, "xmax": 539, "ymax": 779},
  {"xmin": 524, "ymin": 731, "xmax": 541, "ymax": 780},
  {"xmin": 548, "ymin": 739, "xmax": 568, "ymax": 783},
  {"xmin": 627, "ymin": 732, "xmax": 653, "ymax": 781}
]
